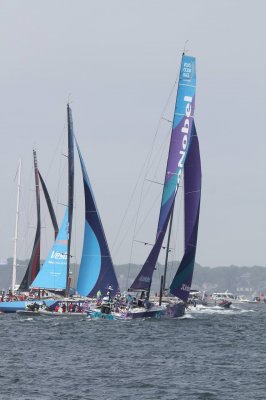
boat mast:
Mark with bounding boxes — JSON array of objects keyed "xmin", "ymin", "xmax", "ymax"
[
  {"xmin": 162, "ymin": 204, "xmax": 174, "ymax": 292},
  {"xmin": 66, "ymin": 104, "xmax": 74, "ymax": 298},
  {"xmin": 12, "ymin": 159, "xmax": 22, "ymax": 293}
]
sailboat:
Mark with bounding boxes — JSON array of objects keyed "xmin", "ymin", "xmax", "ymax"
[
  {"xmin": 17, "ymin": 103, "xmax": 119, "ymax": 316},
  {"xmin": 131, "ymin": 54, "xmax": 201, "ymax": 318},
  {"xmin": 91, "ymin": 53, "xmax": 201, "ymax": 320}
]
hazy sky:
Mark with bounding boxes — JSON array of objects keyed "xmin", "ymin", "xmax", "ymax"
[{"xmin": 0, "ymin": 0, "xmax": 265, "ymax": 269}]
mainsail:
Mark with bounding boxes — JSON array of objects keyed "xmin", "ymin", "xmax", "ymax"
[
  {"xmin": 130, "ymin": 54, "xmax": 196, "ymax": 292},
  {"xmin": 76, "ymin": 139, "xmax": 119, "ymax": 297},
  {"xmin": 19, "ymin": 150, "xmax": 41, "ymax": 290},
  {"xmin": 30, "ymin": 209, "xmax": 68, "ymax": 290},
  {"xmin": 38, "ymin": 171, "xmax": 59, "ymax": 239},
  {"xmin": 169, "ymin": 123, "xmax": 201, "ymax": 301}
]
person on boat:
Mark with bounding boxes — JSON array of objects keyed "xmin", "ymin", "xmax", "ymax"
[
  {"xmin": 62, "ymin": 303, "xmax": 67, "ymax": 313},
  {"xmin": 143, "ymin": 297, "xmax": 151, "ymax": 310},
  {"xmin": 106, "ymin": 286, "xmax": 113, "ymax": 301},
  {"xmin": 41, "ymin": 301, "xmax": 47, "ymax": 309},
  {"xmin": 126, "ymin": 294, "xmax": 133, "ymax": 309},
  {"xmin": 96, "ymin": 290, "xmax": 102, "ymax": 300},
  {"xmin": 72, "ymin": 303, "xmax": 77, "ymax": 312}
]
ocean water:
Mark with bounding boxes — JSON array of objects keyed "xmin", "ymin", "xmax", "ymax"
[{"xmin": 0, "ymin": 303, "xmax": 265, "ymax": 400}]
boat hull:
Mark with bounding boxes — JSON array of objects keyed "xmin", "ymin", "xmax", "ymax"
[
  {"xmin": 87, "ymin": 302, "xmax": 185, "ymax": 320},
  {"xmin": 39, "ymin": 309, "xmax": 86, "ymax": 317},
  {"xmin": 0, "ymin": 299, "xmax": 57, "ymax": 313},
  {"xmin": 16, "ymin": 310, "xmax": 41, "ymax": 316}
]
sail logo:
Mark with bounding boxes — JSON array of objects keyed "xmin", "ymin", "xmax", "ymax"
[
  {"xmin": 182, "ymin": 62, "xmax": 195, "ymax": 81},
  {"xmin": 183, "ymin": 62, "xmax": 192, "ymax": 79},
  {"xmin": 177, "ymin": 95, "xmax": 193, "ymax": 183},
  {"xmin": 139, "ymin": 275, "xmax": 151, "ymax": 283},
  {"xmin": 51, "ymin": 251, "xmax": 67, "ymax": 260},
  {"xmin": 181, "ymin": 283, "xmax": 190, "ymax": 292}
]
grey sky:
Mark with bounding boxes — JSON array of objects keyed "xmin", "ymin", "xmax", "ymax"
[{"xmin": 0, "ymin": 0, "xmax": 265, "ymax": 270}]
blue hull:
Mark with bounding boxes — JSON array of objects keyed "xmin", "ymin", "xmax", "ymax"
[{"xmin": 0, "ymin": 299, "xmax": 57, "ymax": 313}]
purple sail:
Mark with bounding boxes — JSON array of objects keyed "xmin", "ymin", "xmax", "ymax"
[
  {"xmin": 130, "ymin": 55, "xmax": 196, "ymax": 291},
  {"xmin": 169, "ymin": 123, "xmax": 201, "ymax": 301}
]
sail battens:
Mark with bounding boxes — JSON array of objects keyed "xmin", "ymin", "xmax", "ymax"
[
  {"xmin": 179, "ymin": 83, "xmax": 196, "ymax": 88},
  {"xmin": 185, "ymin": 189, "xmax": 201, "ymax": 195},
  {"xmin": 174, "ymin": 112, "xmax": 195, "ymax": 118}
]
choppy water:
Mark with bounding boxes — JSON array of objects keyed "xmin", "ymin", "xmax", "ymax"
[{"xmin": 0, "ymin": 303, "xmax": 265, "ymax": 400}]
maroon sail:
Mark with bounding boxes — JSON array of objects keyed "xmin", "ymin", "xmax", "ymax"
[
  {"xmin": 38, "ymin": 171, "xmax": 59, "ymax": 240},
  {"xmin": 19, "ymin": 150, "xmax": 41, "ymax": 290}
]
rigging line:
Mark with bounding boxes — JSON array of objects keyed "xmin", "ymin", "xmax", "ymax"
[
  {"xmin": 112, "ymin": 75, "xmax": 179, "ymax": 254},
  {"xmin": 183, "ymin": 40, "xmax": 189, "ymax": 55},
  {"xmin": 143, "ymin": 125, "xmax": 172, "ymax": 185},
  {"xmin": 153, "ymin": 126, "xmax": 172, "ymax": 179},
  {"xmin": 43, "ymin": 123, "xmax": 66, "ymax": 181},
  {"xmin": 121, "ymin": 77, "xmax": 179, "ymax": 288},
  {"xmin": 135, "ymin": 190, "xmax": 162, "ymax": 237},
  {"xmin": 112, "ymin": 174, "xmax": 162, "ymax": 258},
  {"xmin": 144, "ymin": 178, "xmax": 163, "ymax": 185},
  {"xmin": 111, "ymin": 147, "xmax": 153, "ymax": 253}
]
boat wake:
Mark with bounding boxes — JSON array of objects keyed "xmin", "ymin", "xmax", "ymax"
[
  {"xmin": 179, "ymin": 313, "xmax": 195, "ymax": 319},
  {"xmin": 186, "ymin": 304, "xmax": 255, "ymax": 315}
]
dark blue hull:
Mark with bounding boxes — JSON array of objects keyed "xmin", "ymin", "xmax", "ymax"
[{"xmin": 87, "ymin": 302, "xmax": 186, "ymax": 320}]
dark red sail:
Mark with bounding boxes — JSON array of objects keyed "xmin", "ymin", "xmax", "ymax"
[{"xmin": 19, "ymin": 150, "xmax": 41, "ymax": 290}]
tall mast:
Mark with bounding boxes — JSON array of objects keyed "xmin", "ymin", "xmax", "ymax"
[
  {"xmin": 12, "ymin": 159, "xmax": 22, "ymax": 293},
  {"xmin": 66, "ymin": 104, "xmax": 74, "ymax": 297}
]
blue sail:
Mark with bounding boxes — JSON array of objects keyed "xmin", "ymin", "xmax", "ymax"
[
  {"xmin": 76, "ymin": 139, "xmax": 119, "ymax": 297},
  {"xmin": 130, "ymin": 55, "xmax": 196, "ymax": 291},
  {"xmin": 170, "ymin": 123, "xmax": 201, "ymax": 301},
  {"xmin": 30, "ymin": 209, "xmax": 68, "ymax": 290}
]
